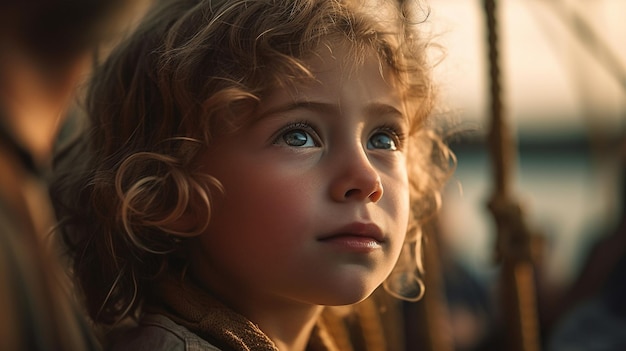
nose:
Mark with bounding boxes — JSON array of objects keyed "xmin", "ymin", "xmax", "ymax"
[{"xmin": 330, "ymin": 145, "xmax": 384, "ymax": 203}]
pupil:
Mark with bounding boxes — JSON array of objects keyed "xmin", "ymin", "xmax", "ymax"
[
  {"xmin": 285, "ymin": 131, "xmax": 307, "ymax": 146},
  {"xmin": 372, "ymin": 134, "xmax": 393, "ymax": 149}
]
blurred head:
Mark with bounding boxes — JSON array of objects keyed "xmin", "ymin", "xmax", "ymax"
[
  {"xmin": 0, "ymin": 0, "xmax": 131, "ymax": 163},
  {"xmin": 0, "ymin": 0, "xmax": 128, "ymax": 81}
]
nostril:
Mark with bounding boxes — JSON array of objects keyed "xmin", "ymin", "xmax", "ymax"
[
  {"xmin": 332, "ymin": 157, "xmax": 384, "ymax": 203},
  {"xmin": 369, "ymin": 188, "xmax": 383, "ymax": 202},
  {"xmin": 343, "ymin": 182, "xmax": 383, "ymax": 202},
  {"xmin": 344, "ymin": 189, "xmax": 360, "ymax": 199}
]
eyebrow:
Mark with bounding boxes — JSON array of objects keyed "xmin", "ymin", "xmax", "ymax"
[
  {"xmin": 365, "ymin": 102, "xmax": 405, "ymax": 121},
  {"xmin": 256, "ymin": 100, "xmax": 406, "ymax": 122},
  {"xmin": 256, "ymin": 101, "xmax": 336, "ymax": 121}
]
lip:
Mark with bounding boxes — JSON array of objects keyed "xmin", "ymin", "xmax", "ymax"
[{"xmin": 317, "ymin": 222, "xmax": 385, "ymax": 246}]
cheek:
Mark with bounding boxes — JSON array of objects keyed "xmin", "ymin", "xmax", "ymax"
[
  {"xmin": 383, "ymin": 167, "xmax": 411, "ymax": 247},
  {"xmin": 196, "ymin": 169, "xmax": 319, "ymax": 283},
  {"xmin": 207, "ymin": 167, "xmax": 318, "ymax": 242},
  {"xmin": 385, "ymin": 164, "xmax": 410, "ymax": 217},
  {"xmin": 392, "ymin": 187, "xmax": 410, "ymax": 243}
]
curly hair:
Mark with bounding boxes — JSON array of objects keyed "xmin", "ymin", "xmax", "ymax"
[{"xmin": 52, "ymin": 0, "xmax": 454, "ymax": 325}]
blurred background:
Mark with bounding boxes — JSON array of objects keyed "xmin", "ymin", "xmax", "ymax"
[
  {"xmin": 421, "ymin": 0, "xmax": 626, "ymax": 350},
  {"xmin": 61, "ymin": 0, "xmax": 626, "ymax": 349},
  {"xmin": 431, "ymin": 0, "xmax": 625, "ymax": 291}
]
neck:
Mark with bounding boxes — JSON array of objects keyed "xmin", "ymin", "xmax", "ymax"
[
  {"xmin": 251, "ymin": 304, "xmax": 324, "ymax": 351},
  {"xmin": 190, "ymin": 268, "xmax": 325, "ymax": 351}
]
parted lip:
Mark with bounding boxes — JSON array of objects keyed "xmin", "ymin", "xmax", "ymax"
[{"xmin": 317, "ymin": 222, "xmax": 385, "ymax": 242}]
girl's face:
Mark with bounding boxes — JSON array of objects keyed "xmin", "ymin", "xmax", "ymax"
[{"xmin": 189, "ymin": 42, "xmax": 410, "ymax": 311}]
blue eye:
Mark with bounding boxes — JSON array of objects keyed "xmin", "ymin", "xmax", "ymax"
[
  {"xmin": 283, "ymin": 129, "xmax": 315, "ymax": 147},
  {"xmin": 274, "ymin": 123, "xmax": 319, "ymax": 148},
  {"xmin": 368, "ymin": 132, "xmax": 397, "ymax": 150}
]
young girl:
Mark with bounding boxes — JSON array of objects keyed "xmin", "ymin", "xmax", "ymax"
[{"xmin": 52, "ymin": 0, "xmax": 453, "ymax": 349}]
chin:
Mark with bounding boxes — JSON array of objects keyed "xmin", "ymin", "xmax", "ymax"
[{"xmin": 313, "ymin": 282, "xmax": 381, "ymax": 307}]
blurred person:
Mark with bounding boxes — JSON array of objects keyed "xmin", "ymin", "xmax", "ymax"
[{"xmin": 0, "ymin": 1, "xmax": 132, "ymax": 350}]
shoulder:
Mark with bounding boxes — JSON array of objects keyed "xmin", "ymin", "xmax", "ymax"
[{"xmin": 109, "ymin": 314, "xmax": 221, "ymax": 351}]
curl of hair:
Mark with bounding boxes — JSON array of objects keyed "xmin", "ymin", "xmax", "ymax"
[{"xmin": 52, "ymin": 0, "xmax": 455, "ymax": 325}]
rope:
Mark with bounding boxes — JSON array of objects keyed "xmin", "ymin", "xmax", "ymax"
[{"xmin": 482, "ymin": 1, "xmax": 541, "ymax": 350}]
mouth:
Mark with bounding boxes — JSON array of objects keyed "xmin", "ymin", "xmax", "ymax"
[{"xmin": 317, "ymin": 222, "xmax": 385, "ymax": 248}]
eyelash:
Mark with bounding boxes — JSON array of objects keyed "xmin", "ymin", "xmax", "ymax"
[{"xmin": 373, "ymin": 123, "xmax": 406, "ymax": 150}]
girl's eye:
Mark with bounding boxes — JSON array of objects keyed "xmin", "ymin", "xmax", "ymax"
[
  {"xmin": 283, "ymin": 130, "xmax": 315, "ymax": 147},
  {"xmin": 367, "ymin": 130, "xmax": 400, "ymax": 151},
  {"xmin": 274, "ymin": 123, "xmax": 319, "ymax": 148}
]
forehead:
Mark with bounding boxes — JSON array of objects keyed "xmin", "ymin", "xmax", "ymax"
[
  {"xmin": 258, "ymin": 40, "xmax": 406, "ymax": 112},
  {"xmin": 309, "ymin": 40, "xmax": 387, "ymax": 80}
]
